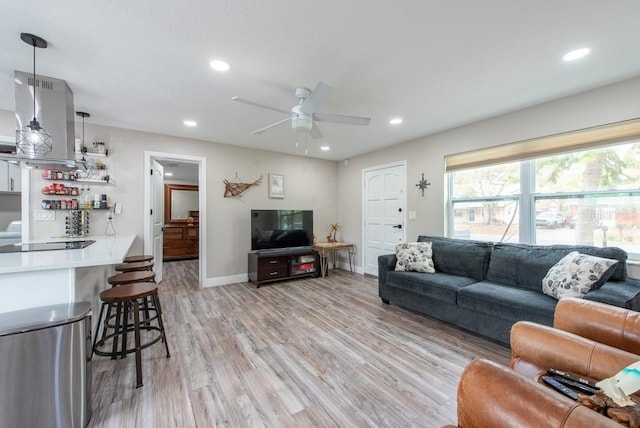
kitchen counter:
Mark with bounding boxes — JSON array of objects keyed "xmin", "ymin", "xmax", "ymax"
[
  {"xmin": 0, "ymin": 235, "xmax": 135, "ymax": 274},
  {"xmin": 0, "ymin": 235, "xmax": 135, "ymax": 315}
]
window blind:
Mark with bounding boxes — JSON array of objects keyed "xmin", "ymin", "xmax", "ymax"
[{"xmin": 445, "ymin": 118, "xmax": 640, "ymax": 172}]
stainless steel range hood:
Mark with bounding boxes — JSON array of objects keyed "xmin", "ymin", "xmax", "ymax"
[{"xmin": 0, "ymin": 70, "xmax": 83, "ymax": 170}]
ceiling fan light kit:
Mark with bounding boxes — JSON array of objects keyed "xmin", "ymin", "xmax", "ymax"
[
  {"xmin": 291, "ymin": 105, "xmax": 312, "ymax": 132},
  {"xmin": 232, "ymin": 81, "xmax": 371, "ymax": 146}
]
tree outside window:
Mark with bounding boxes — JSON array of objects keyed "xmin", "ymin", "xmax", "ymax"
[{"xmin": 449, "ymin": 141, "xmax": 640, "ymax": 258}]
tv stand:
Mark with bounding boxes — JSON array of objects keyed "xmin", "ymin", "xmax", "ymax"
[{"xmin": 248, "ymin": 248, "xmax": 318, "ymax": 287}]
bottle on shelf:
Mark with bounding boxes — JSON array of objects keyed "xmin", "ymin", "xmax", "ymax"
[
  {"xmin": 83, "ymin": 186, "xmax": 93, "ymax": 210},
  {"xmin": 79, "ymin": 186, "xmax": 86, "ymax": 210}
]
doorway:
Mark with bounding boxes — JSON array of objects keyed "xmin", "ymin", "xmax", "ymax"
[
  {"xmin": 143, "ymin": 151, "xmax": 206, "ymax": 285},
  {"xmin": 362, "ymin": 161, "xmax": 407, "ymax": 276}
]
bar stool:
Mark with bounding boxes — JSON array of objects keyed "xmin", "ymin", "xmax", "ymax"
[
  {"xmin": 123, "ymin": 254, "xmax": 153, "ymax": 263},
  {"xmin": 114, "ymin": 261, "xmax": 154, "ymax": 273},
  {"xmin": 92, "ymin": 282, "xmax": 170, "ymax": 388},
  {"xmin": 108, "ymin": 270, "xmax": 156, "ymax": 286},
  {"xmin": 98, "ymin": 270, "xmax": 157, "ymax": 345}
]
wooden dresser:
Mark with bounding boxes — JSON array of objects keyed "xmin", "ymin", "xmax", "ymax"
[{"xmin": 163, "ymin": 224, "xmax": 199, "ymax": 260}]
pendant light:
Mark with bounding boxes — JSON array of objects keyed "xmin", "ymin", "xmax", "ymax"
[
  {"xmin": 76, "ymin": 111, "xmax": 90, "ymax": 161},
  {"xmin": 15, "ymin": 33, "xmax": 53, "ymax": 158}
]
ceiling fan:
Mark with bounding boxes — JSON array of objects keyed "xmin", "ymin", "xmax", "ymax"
[{"xmin": 232, "ymin": 82, "xmax": 371, "ymax": 139}]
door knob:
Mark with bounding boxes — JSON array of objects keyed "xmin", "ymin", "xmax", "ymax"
[{"xmin": 392, "ymin": 224, "xmax": 403, "ymax": 229}]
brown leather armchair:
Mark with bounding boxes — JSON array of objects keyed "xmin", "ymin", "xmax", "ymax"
[
  {"xmin": 510, "ymin": 297, "xmax": 640, "ymax": 382},
  {"xmin": 554, "ymin": 297, "xmax": 640, "ymax": 355},
  {"xmin": 510, "ymin": 321, "xmax": 638, "ymax": 381},
  {"xmin": 442, "ymin": 358, "xmax": 619, "ymax": 428}
]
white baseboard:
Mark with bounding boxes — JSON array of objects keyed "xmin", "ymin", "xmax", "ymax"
[
  {"xmin": 203, "ymin": 264, "xmax": 364, "ymax": 287},
  {"xmin": 203, "ymin": 273, "xmax": 248, "ymax": 287}
]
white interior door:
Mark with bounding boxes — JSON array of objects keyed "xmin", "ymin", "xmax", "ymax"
[
  {"xmin": 363, "ymin": 163, "xmax": 406, "ymax": 276},
  {"xmin": 151, "ymin": 160, "xmax": 164, "ymax": 282}
]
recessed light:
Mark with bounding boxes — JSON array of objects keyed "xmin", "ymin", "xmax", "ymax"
[
  {"xmin": 165, "ymin": 172, "xmax": 173, "ymax": 177},
  {"xmin": 563, "ymin": 47, "xmax": 590, "ymax": 62},
  {"xmin": 210, "ymin": 59, "xmax": 230, "ymax": 72},
  {"xmin": 183, "ymin": 120, "xmax": 197, "ymax": 127},
  {"xmin": 320, "ymin": 145, "xmax": 330, "ymax": 151},
  {"xmin": 390, "ymin": 118, "xmax": 403, "ymax": 125}
]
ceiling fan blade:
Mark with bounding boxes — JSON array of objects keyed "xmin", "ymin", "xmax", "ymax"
[
  {"xmin": 309, "ymin": 123, "xmax": 323, "ymax": 139},
  {"xmin": 250, "ymin": 117, "xmax": 292, "ymax": 135},
  {"xmin": 313, "ymin": 112, "xmax": 371, "ymax": 126},
  {"xmin": 300, "ymin": 82, "xmax": 332, "ymax": 114},
  {"xmin": 231, "ymin": 97, "xmax": 290, "ymax": 115}
]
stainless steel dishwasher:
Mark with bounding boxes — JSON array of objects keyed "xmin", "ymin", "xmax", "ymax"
[{"xmin": 0, "ymin": 302, "xmax": 92, "ymax": 428}]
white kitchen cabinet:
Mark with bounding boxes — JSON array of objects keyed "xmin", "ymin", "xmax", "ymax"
[
  {"xmin": 0, "ymin": 161, "xmax": 21, "ymax": 193},
  {"xmin": 0, "ymin": 162, "xmax": 7, "ymax": 192},
  {"xmin": 8, "ymin": 163, "xmax": 21, "ymax": 192}
]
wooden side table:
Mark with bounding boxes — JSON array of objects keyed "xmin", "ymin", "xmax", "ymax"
[{"xmin": 313, "ymin": 242, "xmax": 355, "ymax": 277}]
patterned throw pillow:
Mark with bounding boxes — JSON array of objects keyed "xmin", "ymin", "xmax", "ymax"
[
  {"xmin": 542, "ymin": 251, "xmax": 618, "ymax": 299},
  {"xmin": 395, "ymin": 242, "xmax": 435, "ymax": 273}
]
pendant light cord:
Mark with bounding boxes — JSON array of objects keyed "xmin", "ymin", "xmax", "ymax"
[
  {"xmin": 82, "ymin": 116, "xmax": 85, "ymax": 161},
  {"xmin": 32, "ymin": 39, "xmax": 37, "ymax": 122}
]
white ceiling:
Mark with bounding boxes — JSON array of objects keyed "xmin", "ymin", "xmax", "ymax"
[
  {"xmin": 2, "ymin": 1, "xmax": 640, "ymax": 161},
  {"xmin": 158, "ymin": 160, "xmax": 199, "ymax": 182}
]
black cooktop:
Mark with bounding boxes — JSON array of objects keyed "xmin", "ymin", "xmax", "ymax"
[{"xmin": 0, "ymin": 240, "xmax": 96, "ymax": 253}]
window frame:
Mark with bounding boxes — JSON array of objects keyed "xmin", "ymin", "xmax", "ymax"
[
  {"xmin": 447, "ymin": 158, "xmax": 640, "ymax": 260},
  {"xmin": 446, "ymin": 119, "xmax": 640, "ymax": 259}
]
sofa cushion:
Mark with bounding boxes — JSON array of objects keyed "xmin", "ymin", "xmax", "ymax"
[
  {"xmin": 457, "ymin": 281, "xmax": 557, "ymax": 325},
  {"xmin": 386, "ymin": 271, "xmax": 478, "ymax": 305},
  {"xmin": 542, "ymin": 251, "xmax": 619, "ymax": 299},
  {"xmin": 486, "ymin": 243, "xmax": 628, "ymax": 292},
  {"xmin": 395, "ymin": 242, "xmax": 435, "ymax": 273},
  {"xmin": 585, "ymin": 279, "xmax": 640, "ymax": 310},
  {"xmin": 417, "ymin": 236, "xmax": 493, "ymax": 281}
]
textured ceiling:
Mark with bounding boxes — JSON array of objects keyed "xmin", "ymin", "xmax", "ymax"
[{"xmin": 2, "ymin": 1, "xmax": 640, "ymax": 161}]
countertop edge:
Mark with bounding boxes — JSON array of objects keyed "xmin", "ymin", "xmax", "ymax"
[{"xmin": 0, "ymin": 235, "xmax": 136, "ymax": 275}]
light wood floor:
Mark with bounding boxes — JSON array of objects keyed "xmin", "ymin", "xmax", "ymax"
[{"xmin": 89, "ymin": 261, "xmax": 510, "ymax": 427}]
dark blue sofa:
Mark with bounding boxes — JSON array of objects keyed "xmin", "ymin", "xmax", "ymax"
[{"xmin": 378, "ymin": 236, "xmax": 640, "ymax": 345}]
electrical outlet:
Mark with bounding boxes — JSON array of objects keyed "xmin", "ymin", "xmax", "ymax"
[
  {"xmin": 114, "ymin": 203, "xmax": 122, "ymax": 215},
  {"xmin": 34, "ymin": 210, "xmax": 55, "ymax": 221},
  {"xmin": 408, "ymin": 211, "xmax": 417, "ymax": 220}
]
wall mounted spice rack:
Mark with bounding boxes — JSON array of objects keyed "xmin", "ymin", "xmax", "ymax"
[
  {"xmin": 41, "ymin": 183, "xmax": 110, "ymax": 210},
  {"xmin": 42, "ymin": 169, "xmax": 113, "ymax": 185}
]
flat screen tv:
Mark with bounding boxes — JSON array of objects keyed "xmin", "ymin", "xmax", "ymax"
[{"xmin": 251, "ymin": 209, "xmax": 313, "ymax": 251}]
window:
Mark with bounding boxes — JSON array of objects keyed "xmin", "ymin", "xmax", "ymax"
[
  {"xmin": 450, "ymin": 162, "xmax": 520, "ymax": 242},
  {"xmin": 448, "ymin": 141, "xmax": 640, "ymax": 259},
  {"xmin": 534, "ymin": 143, "xmax": 640, "ymax": 251}
]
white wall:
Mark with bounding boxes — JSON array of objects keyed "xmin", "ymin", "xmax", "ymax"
[
  {"xmin": 0, "ymin": 110, "xmax": 339, "ymax": 283},
  {"xmin": 164, "ymin": 178, "xmax": 198, "ymax": 186},
  {"xmin": 0, "ymin": 112, "xmax": 13, "ymax": 137},
  {"xmin": 339, "ymin": 76, "xmax": 640, "ymax": 273}
]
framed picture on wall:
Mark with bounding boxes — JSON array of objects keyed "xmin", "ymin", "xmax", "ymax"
[{"xmin": 269, "ymin": 173, "xmax": 284, "ymax": 198}]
